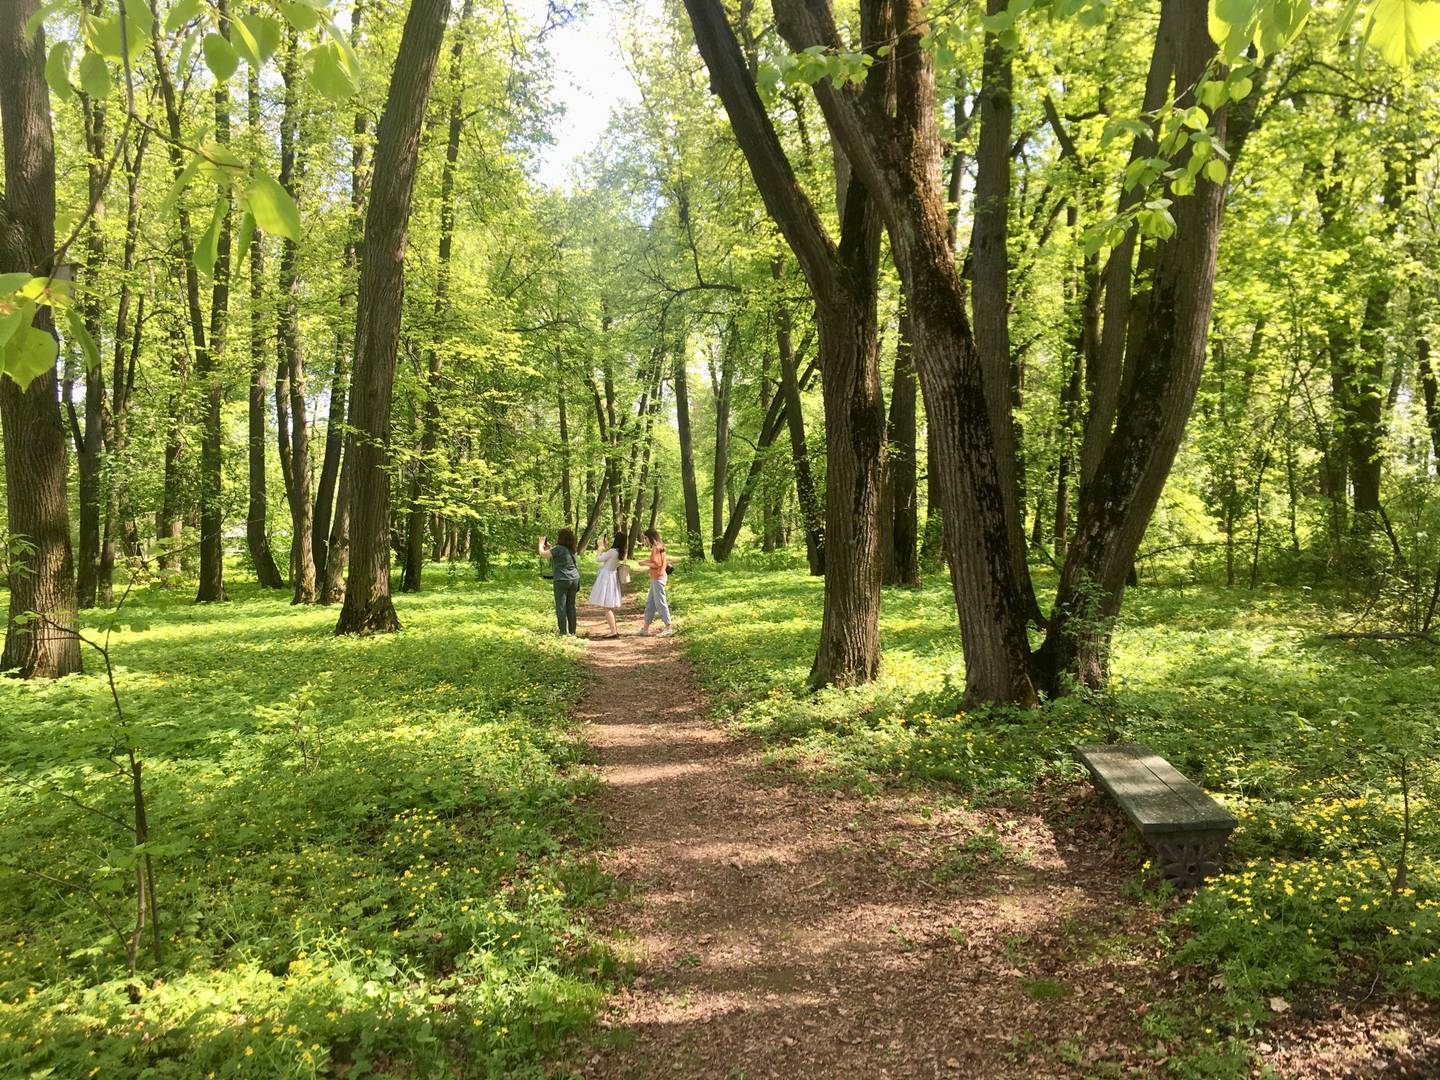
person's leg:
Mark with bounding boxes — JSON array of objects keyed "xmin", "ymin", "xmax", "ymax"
[
  {"xmin": 605, "ymin": 608, "xmax": 617, "ymax": 636},
  {"xmin": 641, "ymin": 582, "xmax": 657, "ymax": 632},
  {"xmin": 565, "ymin": 583, "xmax": 578, "ymax": 634},
  {"xmin": 652, "ymin": 579, "xmax": 672, "ymax": 629},
  {"xmin": 553, "ymin": 584, "xmax": 568, "ymax": 635}
]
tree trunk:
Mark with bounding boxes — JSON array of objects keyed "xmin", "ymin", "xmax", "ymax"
[
  {"xmin": 1419, "ymin": 337, "xmax": 1440, "ymax": 464},
  {"xmin": 773, "ymin": 262, "xmax": 824, "ymax": 574},
  {"xmin": 402, "ymin": 0, "xmax": 471, "ymax": 593},
  {"xmin": 314, "ymin": 2, "xmax": 367, "ymax": 585},
  {"xmin": 99, "ymin": 130, "xmax": 147, "ymax": 605},
  {"xmin": 0, "ymin": 0, "xmax": 82, "ymax": 677},
  {"xmin": 684, "ymin": 0, "xmax": 886, "ymax": 689},
  {"xmin": 709, "ymin": 321, "xmax": 736, "ymax": 558},
  {"xmin": 1036, "ymin": 0, "xmax": 1233, "ymax": 692},
  {"xmin": 884, "ymin": 308, "xmax": 919, "ymax": 586},
  {"xmin": 276, "ymin": 32, "xmax": 317, "ymax": 603},
  {"xmin": 72, "ymin": 75, "xmax": 107, "ymax": 610},
  {"xmin": 244, "ymin": 73, "xmax": 286, "ymax": 589},
  {"xmin": 673, "ymin": 340, "xmax": 706, "ymax": 559},
  {"xmin": 336, "ymin": 0, "xmax": 451, "ymax": 635},
  {"xmin": 194, "ymin": 0, "xmax": 233, "ymax": 603}
]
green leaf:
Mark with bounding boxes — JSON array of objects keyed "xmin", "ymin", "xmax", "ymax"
[
  {"xmin": 0, "ymin": 300, "xmax": 33, "ymax": 351},
  {"xmin": 306, "ymin": 41, "xmax": 356, "ymax": 102},
  {"xmin": 78, "ymin": 51, "xmax": 112, "ymax": 99},
  {"xmin": 1229, "ymin": 74, "xmax": 1254, "ymax": 100},
  {"xmin": 164, "ymin": 0, "xmax": 203, "ymax": 34},
  {"xmin": 45, "ymin": 42, "xmax": 74, "ymax": 101},
  {"xmin": 161, "ymin": 153, "xmax": 203, "ymax": 214},
  {"xmin": 124, "ymin": 0, "xmax": 155, "ymax": 36},
  {"xmin": 91, "ymin": 12, "xmax": 147, "ymax": 60},
  {"xmin": 65, "ymin": 308, "xmax": 102, "ymax": 372},
  {"xmin": 1204, "ymin": 158, "xmax": 1229, "ymax": 183},
  {"xmin": 280, "ymin": 1, "xmax": 323, "ymax": 31},
  {"xmin": 245, "ymin": 173, "xmax": 300, "ymax": 242},
  {"xmin": 2, "ymin": 325, "xmax": 60, "ymax": 391},
  {"xmin": 239, "ymin": 13, "xmax": 282, "ymax": 64},
  {"xmin": 203, "ymin": 32, "xmax": 238, "ymax": 81},
  {"xmin": 26, "ymin": 0, "xmax": 66, "ymax": 36},
  {"xmin": 1365, "ymin": 0, "xmax": 1440, "ymax": 67},
  {"xmin": 235, "ymin": 209, "xmax": 256, "ymax": 261},
  {"xmin": 325, "ymin": 19, "xmax": 363, "ymax": 80},
  {"xmin": 0, "ymin": 273, "xmax": 33, "ymax": 295},
  {"xmin": 194, "ymin": 198, "xmax": 227, "ymax": 278}
]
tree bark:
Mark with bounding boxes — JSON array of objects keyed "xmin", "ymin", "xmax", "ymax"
[
  {"xmin": 276, "ymin": 33, "xmax": 317, "ymax": 603},
  {"xmin": 194, "ymin": 0, "xmax": 233, "ymax": 604},
  {"xmin": 685, "ymin": 0, "xmax": 886, "ymax": 689},
  {"xmin": 1419, "ymin": 338, "xmax": 1440, "ymax": 464},
  {"xmin": 244, "ymin": 72, "xmax": 286, "ymax": 589},
  {"xmin": 336, "ymin": 0, "xmax": 451, "ymax": 635},
  {"xmin": 0, "ymin": 0, "xmax": 82, "ymax": 677},
  {"xmin": 1036, "ymin": 0, "xmax": 1233, "ymax": 691},
  {"xmin": 314, "ymin": 1, "xmax": 367, "ymax": 586},
  {"xmin": 885, "ymin": 308, "xmax": 919, "ymax": 586},
  {"xmin": 402, "ymin": 0, "xmax": 472, "ymax": 593},
  {"xmin": 673, "ymin": 338, "xmax": 706, "ymax": 559},
  {"xmin": 72, "ymin": 63, "xmax": 106, "ymax": 610},
  {"xmin": 709, "ymin": 320, "xmax": 736, "ymax": 558},
  {"xmin": 773, "ymin": 258, "xmax": 824, "ymax": 574}
]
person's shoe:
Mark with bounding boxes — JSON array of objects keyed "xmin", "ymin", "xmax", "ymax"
[
  {"xmin": 637, "ymin": 627, "xmax": 650, "ymax": 636},
  {"xmin": 657, "ymin": 626, "xmax": 675, "ymax": 637}
]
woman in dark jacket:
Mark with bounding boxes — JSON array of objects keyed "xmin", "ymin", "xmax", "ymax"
[{"xmin": 538, "ymin": 528, "xmax": 581, "ymax": 635}]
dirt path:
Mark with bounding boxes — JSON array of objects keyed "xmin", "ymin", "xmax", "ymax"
[{"xmin": 563, "ymin": 599, "xmax": 1171, "ymax": 1079}]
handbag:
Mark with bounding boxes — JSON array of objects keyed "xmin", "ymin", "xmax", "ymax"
[{"xmin": 617, "ymin": 563, "xmax": 632, "ymax": 587}]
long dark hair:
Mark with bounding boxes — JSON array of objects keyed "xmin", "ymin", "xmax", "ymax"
[
  {"xmin": 611, "ymin": 530, "xmax": 628, "ymax": 554},
  {"xmin": 644, "ymin": 527, "xmax": 662, "ymax": 545},
  {"xmin": 556, "ymin": 527, "xmax": 576, "ymax": 550}
]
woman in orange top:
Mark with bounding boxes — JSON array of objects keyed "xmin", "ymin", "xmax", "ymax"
[{"xmin": 637, "ymin": 527, "xmax": 673, "ymax": 636}]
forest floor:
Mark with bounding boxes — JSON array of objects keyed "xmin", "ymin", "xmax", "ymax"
[
  {"xmin": 562, "ymin": 597, "xmax": 1167, "ymax": 1078},
  {"xmin": 560, "ymin": 583, "xmax": 1440, "ymax": 1079}
]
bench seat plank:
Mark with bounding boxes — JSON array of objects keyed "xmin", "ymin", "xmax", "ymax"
[{"xmin": 1076, "ymin": 743, "xmax": 1237, "ymax": 835}]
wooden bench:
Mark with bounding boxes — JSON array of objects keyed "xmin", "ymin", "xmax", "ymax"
[{"xmin": 1076, "ymin": 743, "xmax": 1237, "ymax": 889}]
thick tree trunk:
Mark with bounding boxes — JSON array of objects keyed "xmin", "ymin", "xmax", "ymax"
[
  {"xmin": 1036, "ymin": 0, "xmax": 1230, "ymax": 692},
  {"xmin": 885, "ymin": 309, "xmax": 919, "ymax": 586},
  {"xmin": 970, "ymin": 0, "xmax": 1027, "ymax": 589},
  {"xmin": 685, "ymin": 0, "xmax": 885, "ymax": 687},
  {"xmin": 0, "ymin": 0, "xmax": 82, "ymax": 677},
  {"xmin": 336, "ymin": 0, "xmax": 451, "ymax": 635},
  {"xmin": 402, "ymin": 0, "xmax": 472, "ymax": 593},
  {"xmin": 673, "ymin": 342, "xmax": 706, "ymax": 559}
]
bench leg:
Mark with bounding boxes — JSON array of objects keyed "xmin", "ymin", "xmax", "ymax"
[{"xmin": 1152, "ymin": 830, "xmax": 1232, "ymax": 889}]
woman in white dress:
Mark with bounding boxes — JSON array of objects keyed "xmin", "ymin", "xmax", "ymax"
[{"xmin": 587, "ymin": 531, "xmax": 626, "ymax": 639}]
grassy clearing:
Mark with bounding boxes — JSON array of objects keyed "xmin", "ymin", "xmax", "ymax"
[
  {"xmin": 674, "ymin": 554, "xmax": 1440, "ymax": 1068},
  {"xmin": 0, "ymin": 567, "xmax": 612, "ymax": 1079}
]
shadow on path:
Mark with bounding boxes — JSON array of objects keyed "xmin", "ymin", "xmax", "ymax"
[{"xmin": 568, "ymin": 600, "xmax": 1160, "ymax": 1079}]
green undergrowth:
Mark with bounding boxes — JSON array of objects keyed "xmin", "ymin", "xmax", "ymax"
[
  {"xmin": 0, "ymin": 567, "xmax": 613, "ymax": 1079},
  {"xmin": 675, "ymin": 554, "xmax": 1440, "ymax": 1070}
]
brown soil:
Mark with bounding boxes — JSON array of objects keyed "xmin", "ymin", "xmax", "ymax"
[
  {"xmin": 563, "ymin": 600, "xmax": 1165, "ymax": 1078},
  {"xmin": 560, "ymin": 600, "xmax": 1440, "ymax": 1079}
]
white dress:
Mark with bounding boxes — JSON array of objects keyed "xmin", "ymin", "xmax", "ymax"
[{"xmin": 588, "ymin": 547, "xmax": 623, "ymax": 609}]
